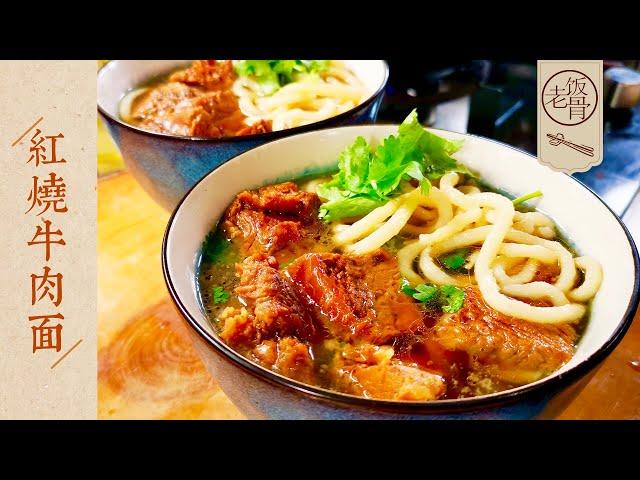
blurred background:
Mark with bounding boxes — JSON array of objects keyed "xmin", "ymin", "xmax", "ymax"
[{"xmin": 379, "ymin": 59, "xmax": 640, "ymax": 218}]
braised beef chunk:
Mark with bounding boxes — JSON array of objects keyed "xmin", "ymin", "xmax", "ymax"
[
  {"xmin": 218, "ymin": 306, "xmax": 255, "ymax": 346},
  {"xmin": 433, "ymin": 286, "xmax": 577, "ymax": 385},
  {"xmin": 128, "ymin": 60, "xmax": 273, "ymax": 138},
  {"xmin": 234, "ymin": 254, "xmax": 316, "ymax": 342},
  {"xmin": 129, "ymin": 82, "xmax": 200, "ymax": 136},
  {"xmin": 287, "ymin": 250, "xmax": 424, "ymax": 344},
  {"xmin": 347, "ymin": 251, "xmax": 426, "ymax": 335},
  {"xmin": 147, "ymin": 90, "xmax": 245, "ymax": 138},
  {"xmin": 131, "ymin": 85, "xmax": 246, "ymax": 137},
  {"xmin": 223, "ymin": 182, "xmax": 322, "ymax": 255},
  {"xmin": 228, "ymin": 182, "xmax": 320, "ymax": 221},
  {"xmin": 329, "ymin": 343, "xmax": 446, "ymax": 401},
  {"xmin": 253, "ymin": 338, "xmax": 315, "ymax": 384},
  {"xmin": 169, "ymin": 60, "xmax": 235, "ymax": 90}
]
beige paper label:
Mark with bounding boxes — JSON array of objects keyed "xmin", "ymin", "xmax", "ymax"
[
  {"xmin": 538, "ymin": 60, "xmax": 603, "ymax": 173},
  {"xmin": 0, "ymin": 61, "xmax": 97, "ymax": 419}
]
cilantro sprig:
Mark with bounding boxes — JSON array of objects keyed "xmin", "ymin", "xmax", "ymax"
[
  {"xmin": 401, "ymin": 281, "xmax": 438, "ymax": 303},
  {"xmin": 202, "ymin": 231, "xmax": 235, "ymax": 265},
  {"xmin": 440, "ymin": 249, "xmax": 468, "ymax": 271},
  {"xmin": 317, "ymin": 109, "xmax": 470, "ymax": 221},
  {"xmin": 400, "ymin": 279, "xmax": 466, "ymax": 313},
  {"xmin": 438, "ymin": 284, "xmax": 466, "ymax": 313},
  {"xmin": 212, "ymin": 286, "xmax": 230, "ymax": 305},
  {"xmin": 234, "ymin": 60, "xmax": 330, "ymax": 95}
]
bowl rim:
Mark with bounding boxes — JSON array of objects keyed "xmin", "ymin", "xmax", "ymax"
[
  {"xmin": 97, "ymin": 60, "xmax": 390, "ymax": 144},
  {"xmin": 162, "ymin": 125, "xmax": 640, "ymax": 414}
]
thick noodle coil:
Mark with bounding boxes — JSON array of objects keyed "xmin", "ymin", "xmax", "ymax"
[
  {"xmin": 232, "ymin": 61, "xmax": 367, "ymax": 131},
  {"xmin": 333, "ymin": 172, "xmax": 603, "ymax": 325}
]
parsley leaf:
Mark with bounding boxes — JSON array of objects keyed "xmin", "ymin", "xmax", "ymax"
[
  {"xmin": 317, "ymin": 109, "xmax": 470, "ymax": 222},
  {"xmin": 400, "ymin": 279, "xmax": 465, "ymax": 313},
  {"xmin": 439, "ymin": 284, "xmax": 466, "ymax": 313},
  {"xmin": 441, "ymin": 250, "xmax": 468, "ymax": 271},
  {"xmin": 413, "ymin": 283, "xmax": 439, "ymax": 303},
  {"xmin": 318, "ymin": 195, "xmax": 384, "ymax": 221},
  {"xmin": 234, "ymin": 60, "xmax": 330, "ymax": 96},
  {"xmin": 212, "ymin": 286, "xmax": 230, "ymax": 305},
  {"xmin": 317, "ymin": 136, "xmax": 385, "ymax": 220},
  {"xmin": 400, "ymin": 278, "xmax": 417, "ymax": 296},
  {"xmin": 400, "ymin": 280, "xmax": 438, "ymax": 303},
  {"xmin": 202, "ymin": 231, "xmax": 236, "ymax": 265}
]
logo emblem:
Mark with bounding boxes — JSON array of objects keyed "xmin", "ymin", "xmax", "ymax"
[
  {"xmin": 538, "ymin": 61, "xmax": 603, "ymax": 173},
  {"xmin": 542, "ymin": 69, "xmax": 598, "ymax": 126}
]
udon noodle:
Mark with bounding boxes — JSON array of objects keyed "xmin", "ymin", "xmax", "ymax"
[
  {"xmin": 232, "ymin": 60, "xmax": 367, "ymax": 131},
  {"xmin": 324, "ymin": 172, "xmax": 602, "ymax": 325}
]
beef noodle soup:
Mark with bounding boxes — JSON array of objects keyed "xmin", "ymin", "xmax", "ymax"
[
  {"xmin": 119, "ymin": 60, "xmax": 367, "ymax": 138},
  {"xmin": 197, "ymin": 111, "xmax": 603, "ymax": 401}
]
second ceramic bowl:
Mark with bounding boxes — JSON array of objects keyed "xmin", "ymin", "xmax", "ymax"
[{"xmin": 97, "ymin": 60, "xmax": 389, "ymax": 210}]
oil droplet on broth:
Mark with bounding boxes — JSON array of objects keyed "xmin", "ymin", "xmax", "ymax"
[{"xmin": 629, "ymin": 359, "xmax": 640, "ymax": 372}]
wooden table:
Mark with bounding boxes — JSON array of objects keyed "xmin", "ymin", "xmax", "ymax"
[
  {"xmin": 97, "ymin": 172, "xmax": 242, "ymax": 419},
  {"xmin": 97, "ymin": 171, "xmax": 640, "ymax": 420}
]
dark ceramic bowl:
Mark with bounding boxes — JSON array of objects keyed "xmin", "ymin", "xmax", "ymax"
[
  {"xmin": 163, "ymin": 125, "xmax": 639, "ymax": 419},
  {"xmin": 97, "ymin": 60, "xmax": 389, "ymax": 210}
]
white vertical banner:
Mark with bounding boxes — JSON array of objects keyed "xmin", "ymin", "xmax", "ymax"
[{"xmin": 0, "ymin": 61, "xmax": 97, "ymax": 419}]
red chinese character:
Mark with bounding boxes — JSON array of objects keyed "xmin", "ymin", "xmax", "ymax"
[
  {"xmin": 27, "ymin": 219, "xmax": 66, "ymax": 261},
  {"xmin": 31, "ymin": 266, "xmax": 63, "ymax": 307},
  {"xmin": 27, "ymin": 130, "xmax": 66, "ymax": 166},
  {"xmin": 28, "ymin": 129, "xmax": 46, "ymax": 166},
  {"xmin": 29, "ymin": 313, "xmax": 63, "ymax": 353},
  {"xmin": 26, "ymin": 173, "xmax": 68, "ymax": 215}
]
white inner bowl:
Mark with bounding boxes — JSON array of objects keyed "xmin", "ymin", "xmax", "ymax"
[{"xmin": 164, "ymin": 125, "xmax": 638, "ymax": 404}]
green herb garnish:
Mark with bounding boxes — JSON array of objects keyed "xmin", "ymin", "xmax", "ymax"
[
  {"xmin": 400, "ymin": 278, "xmax": 416, "ymax": 297},
  {"xmin": 234, "ymin": 60, "xmax": 330, "ymax": 95},
  {"xmin": 202, "ymin": 231, "xmax": 235, "ymax": 265},
  {"xmin": 441, "ymin": 249, "xmax": 468, "ymax": 271},
  {"xmin": 317, "ymin": 109, "xmax": 470, "ymax": 222},
  {"xmin": 212, "ymin": 286, "xmax": 230, "ymax": 304},
  {"xmin": 512, "ymin": 190, "xmax": 543, "ymax": 206},
  {"xmin": 412, "ymin": 284, "xmax": 439, "ymax": 303},
  {"xmin": 439, "ymin": 284, "xmax": 466, "ymax": 313},
  {"xmin": 400, "ymin": 279, "xmax": 466, "ymax": 313}
]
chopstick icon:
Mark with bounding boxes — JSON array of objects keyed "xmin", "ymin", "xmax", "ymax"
[{"xmin": 546, "ymin": 132, "xmax": 594, "ymax": 157}]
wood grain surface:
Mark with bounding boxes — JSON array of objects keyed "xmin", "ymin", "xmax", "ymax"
[
  {"xmin": 97, "ymin": 172, "xmax": 242, "ymax": 419},
  {"xmin": 97, "ymin": 171, "xmax": 640, "ymax": 420}
]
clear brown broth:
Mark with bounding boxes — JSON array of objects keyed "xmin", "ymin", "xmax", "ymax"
[{"xmin": 197, "ymin": 174, "xmax": 589, "ymax": 399}]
